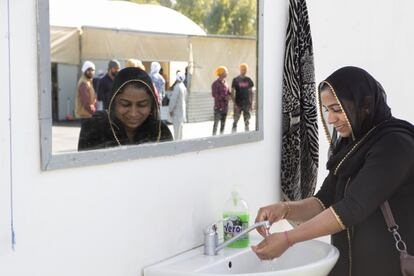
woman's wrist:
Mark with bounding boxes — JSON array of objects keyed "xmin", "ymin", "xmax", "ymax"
[
  {"xmin": 312, "ymin": 196, "xmax": 326, "ymax": 211},
  {"xmin": 284, "ymin": 231, "xmax": 293, "ymax": 247},
  {"xmin": 281, "ymin": 202, "xmax": 291, "ymax": 220}
]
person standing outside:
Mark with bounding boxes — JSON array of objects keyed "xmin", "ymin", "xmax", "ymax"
[
  {"xmin": 97, "ymin": 59, "xmax": 120, "ymax": 110},
  {"xmin": 92, "ymin": 70, "xmax": 104, "ymax": 93},
  {"xmin": 75, "ymin": 61, "xmax": 96, "ymax": 120},
  {"xmin": 168, "ymin": 72, "xmax": 187, "ymax": 140},
  {"xmin": 212, "ymin": 66, "xmax": 231, "ymax": 136},
  {"xmin": 150, "ymin": 62, "xmax": 165, "ymax": 104},
  {"xmin": 231, "ymin": 63, "xmax": 254, "ymax": 133}
]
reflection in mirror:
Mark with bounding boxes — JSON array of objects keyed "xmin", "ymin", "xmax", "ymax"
[
  {"xmin": 77, "ymin": 67, "xmax": 174, "ymax": 151},
  {"xmin": 49, "ymin": 0, "xmax": 258, "ymax": 153}
]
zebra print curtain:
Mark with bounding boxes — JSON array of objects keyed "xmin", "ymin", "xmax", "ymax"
[{"xmin": 281, "ymin": 0, "xmax": 318, "ymax": 201}]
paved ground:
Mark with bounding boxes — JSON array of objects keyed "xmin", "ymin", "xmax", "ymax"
[{"xmin": 52, "ymin": 116, "xmax": 257, "ymax": 153}]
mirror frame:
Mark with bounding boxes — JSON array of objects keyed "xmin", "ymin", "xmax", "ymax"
[{"xmin": 37, "ymin": 0, "xmax": 264, "ymax": 170}]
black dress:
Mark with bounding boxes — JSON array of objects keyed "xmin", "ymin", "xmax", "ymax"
[
  {"xmin": 315, "ymin": 121, "xmax": 414, "ymax": 276},
  {"xmin": 78, "ymin": 111, "xmax": 173, "ymax": 151}
]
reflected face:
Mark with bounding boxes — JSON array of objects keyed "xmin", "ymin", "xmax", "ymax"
[
  {"xmin": 240, "ymin": 67, "xmax": 247, "ymax": 76},
  {"xmin": 85, "ymin": 68, "xmax": 95, "ymax": 79},
  {"xmin": 320, "ymin": 89, "xmax": 352, "ymax": 138},
  {"xmin": 110, "ymin": 66, "xmax": 120, "ymax": 77},
  {"xmin": 114, "ymin": 86, "xmax": 152, "ymax": 132}
]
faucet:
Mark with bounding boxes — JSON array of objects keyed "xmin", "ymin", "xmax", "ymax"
[{"xmin": 204, "ymin": 217, "xmax": 270, "ymax": 256}]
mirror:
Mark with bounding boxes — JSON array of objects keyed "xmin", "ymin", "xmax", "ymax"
[{"xmin": 38, "ymin": 0, "xmax": 263, "ymax": 170}]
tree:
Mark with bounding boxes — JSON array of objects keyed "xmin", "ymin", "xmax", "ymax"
[
  {"xmin": 123, "ymin": 0, "xmax": 257, "ymax": 36},
  {"xmin": 173, "ymin": 0, "xmax": 212, "ymax": 32},
  {"xmin": 206, "ymin": 0, "xmax": 256, "ymax": 36}
]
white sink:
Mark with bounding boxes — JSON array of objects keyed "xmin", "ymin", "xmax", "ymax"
[{"xmin": 144, "ymin": 236, "xmax": 339, "ymax": 276}]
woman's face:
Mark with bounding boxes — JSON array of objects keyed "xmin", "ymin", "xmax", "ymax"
[
  {"xmin": 114, "ymin": 85, "xmax": 152, "ymax": 132},
  {"xmin": 320, "ymin": 88, "xmax": 352, "ymax": 138}
]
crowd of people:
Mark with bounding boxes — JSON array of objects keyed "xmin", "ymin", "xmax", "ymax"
[{"xmin": 75, "ymin": 59, "xmax": 255, "ymax": 150}]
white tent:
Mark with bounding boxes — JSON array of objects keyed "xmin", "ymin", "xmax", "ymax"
[
  {"xmin": 49, "ymin": 0, "xmax": 206, "ymax": 35},
  {"xmin": 49, "ymin": 0, "xmax": 206, "ymax": 65},
  {"xmin": 50, "ymin": 26, "xmax": 81, "ymax": 65}
]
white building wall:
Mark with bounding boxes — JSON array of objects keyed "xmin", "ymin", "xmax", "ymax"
[
  {"xmin": 0, "ymin": 0, "xmax": 12, "ymax": 261},
  {"xmin": 1, "ymin": 0, "xmax": 414, "ymax": 275},
  {"xmin": 0, "ymin": 0, "xmax": 286, "ymax": 275},
  {"xmin": 307, "ymin": 0, "xmax": 414, "ymax": 182}
]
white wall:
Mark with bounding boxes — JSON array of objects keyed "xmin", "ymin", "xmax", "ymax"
[
  {"xmin": 0, "ymin": 0, "xmax": 12, "ymax": 261},
  {"xmin": 2, "ymin": 0, "xmax": 414, "ymax": 275},
  {"xmin": 0, "ymin": 1, "xmax": 286, "ymax": 275},
  {"xmin": 307, "ymin": 0, "xmax": 414, "ymax": 182}
]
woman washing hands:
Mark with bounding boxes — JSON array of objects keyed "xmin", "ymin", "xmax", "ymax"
[
  {"xmin": 253, "ymin": 67, "xmax": 414, "ymax": 276},
  {"xmin": 252, "ymin": 197, "xmax": 332, "ymax": 260}
]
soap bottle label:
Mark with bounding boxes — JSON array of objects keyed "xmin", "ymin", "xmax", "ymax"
[{"xmin": 223, "ymin": 213, "xmax": 249, "ymax": 248}]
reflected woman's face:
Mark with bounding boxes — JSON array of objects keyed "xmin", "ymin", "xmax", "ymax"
[
  {"xmin": 320, "ymin": 88, "xmax": 352, "ymax": 138},
  {"xmin": 114, "ymin": 86, "xmax": 152, "ymax": 132}
]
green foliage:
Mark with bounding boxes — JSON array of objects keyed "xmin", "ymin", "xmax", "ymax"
[
  {"xmin": 124, "ymin": 0, "xmax": 257, "ymax": 36},
  {"xmin": 206, "ymin": 0, "xmax": 256, "ymax": 36},
  {"xmin": 173, "ymin": 0, "xmax": 212, "ymax": 32},
  {"xmin": 130, "ymin": 0, "xmax": 173, "ymax": 7}
]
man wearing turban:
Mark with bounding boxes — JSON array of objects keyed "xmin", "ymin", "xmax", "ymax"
[
  {"xmin": 75, "ymin": 61, "xmax": 96, "ymax": 119},
  {"xmin": 212, "ymin": 66, "xmax": 231, "ymax": 135}
]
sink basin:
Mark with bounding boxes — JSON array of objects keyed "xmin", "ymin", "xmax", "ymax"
[{"xmin": 144, "ymin": 236, "xmax": 339, "ymax": 276}]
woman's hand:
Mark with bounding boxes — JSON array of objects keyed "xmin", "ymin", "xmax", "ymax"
[
  {"xmin": 251, "ymin": 232, "xmax": 290, "ymax": 260},
  {"xmin": 255, "ymin": 203, "xmax": 289, "ymax": 237}
]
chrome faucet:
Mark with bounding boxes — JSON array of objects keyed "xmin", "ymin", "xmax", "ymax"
[{"xmin": 204, "ymin": 217, "xmax": 270, "ymax": 256}]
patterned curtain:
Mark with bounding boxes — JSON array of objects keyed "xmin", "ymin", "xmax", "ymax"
[{"xmin": 281, "ymin": 0, "xmax": 318, "ymax": 201}]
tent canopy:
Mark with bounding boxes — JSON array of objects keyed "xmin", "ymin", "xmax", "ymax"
[
  {"xmin": 49, "ymin": 0, "xmax": 206, "ymax": 36},
  {"xmin": 50, "ymin": 26, "xmax": 80, "ymax": 65},
  {"xmin": 49, "ymin": 0, "xmax": 206, "ymax": 65},
  {"xmin": 81, "ymin": 27, "xmax": 190, "ymax": 62}
]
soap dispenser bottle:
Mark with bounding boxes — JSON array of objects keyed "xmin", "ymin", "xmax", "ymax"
[{"xmin": 222, "ymin": 187, "xmax": 250, "ymax": 248}]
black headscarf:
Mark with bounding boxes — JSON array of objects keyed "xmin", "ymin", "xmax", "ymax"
[
  {"xmin": 107, "ymin": 67, "xmax": 163, "ymax": 145},
  {"xmin": 109, "ymin": 67, "xmax": 159, "ymax": 119},
  {"xmin": 78, "ymin": 67, "xmax": 172, "ymax": 151},
  {"xmin": 318, "ymin": 66, "xmax": 414, "ymax": 176}
]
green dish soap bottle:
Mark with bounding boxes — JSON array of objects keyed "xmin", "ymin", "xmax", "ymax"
[{"xmin": 223, "ymin": 187, "xmax": 249, "ymax": 248}]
